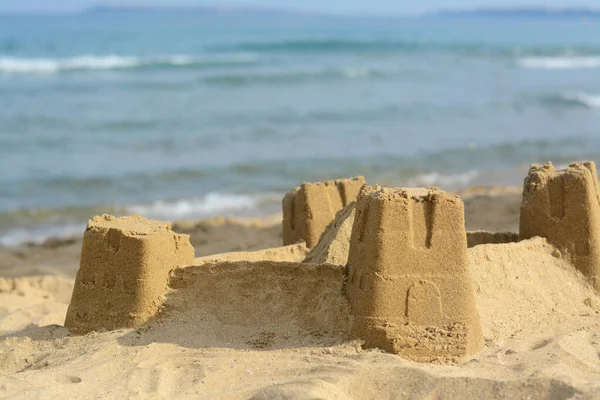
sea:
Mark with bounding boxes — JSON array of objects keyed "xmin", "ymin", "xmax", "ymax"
[{"xmin": 1, "ymin": 10, "xmax": 599, "ymax": 246}]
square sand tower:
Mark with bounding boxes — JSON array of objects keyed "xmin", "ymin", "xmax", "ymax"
[
  {"xmin": 345, "ymin": 186, "xmax": 484, "ymax": 362},
  {"xmin": 520, "ymin": 161, "xmax": 600, "ymax": 290},
  {"xmin": 282, "ymin": 176, "xmax": 365, "ymax": 248},
  {"xmin": 65, "ymin": 215, "xmax": 195, "ymax": 334}
]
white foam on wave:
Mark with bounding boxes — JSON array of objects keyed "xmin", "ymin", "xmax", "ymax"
[
  {"xmin": 558, "ymin": 92, "xmax": 600, "ymax": 108},
  {"xmin": 517, "ymin": 56, "xmax": 600, "ymax": 70},
  {"xmin": 126, "ymin": 192, "xmax": 279, "ymax": 220},
  {"xmin": 0, "ymin": 53, "xmax": 258, "ymax": 74},
  {"xmin": 0, "ymin": 224, "xmax": 84, "ymax": 247},
  {"xmin": 406, "ymin": 170, "xmax": 479, "ymax": 188},
  {"xmin": 0, "ymin": 192, "xmax": 277, "ymax": 247}
]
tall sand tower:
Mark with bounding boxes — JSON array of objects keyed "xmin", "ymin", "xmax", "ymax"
[{"xmin": 345, "ymin": 186, "xmax": 484, "ymax": 362}]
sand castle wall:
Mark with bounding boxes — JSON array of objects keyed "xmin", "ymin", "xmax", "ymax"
[
  {"xmin": 520, "ymin": 162, "xmax": 600, "ymax": 290},
  {"xmin": 164, "ymin": 261, "xmax": 351, "ymax": 348},
  {"xmin": 193, "ymin": 243, "xmax": 308, "ymax": 266},
  {"xmin": 282, "ymin": 176, "xmax": 365, "ymax": 248},
  {"xmin": 64, "ymin": 215, "xmax": 194, "ymax": 333},
  {"xmin": 345, "ymin": 185, "xmax": 484, "ymax": 362}
]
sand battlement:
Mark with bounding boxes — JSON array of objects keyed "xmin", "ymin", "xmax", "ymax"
[
  {"xmin": 86, "ymin": 214, "xmax": 174, "ymax": 236},
  {"xmin": 351, "ymin": 186, "xmax": 465, "ymax": 256},
  {"xmin": 364, "ymin": 186, "xmax": 454, "ymax": 202},
  {"xmin": 282, "ymin": 176, "xmax": 365, "ymax": 247},
  {"xmin": 526, "ymin": 160, "xmax": 598, "ymax": 177}
]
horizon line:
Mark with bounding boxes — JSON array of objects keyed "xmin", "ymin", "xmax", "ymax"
[{"xmin": 1, "ymin": 4, "xmax": 599, "ymax": 18}]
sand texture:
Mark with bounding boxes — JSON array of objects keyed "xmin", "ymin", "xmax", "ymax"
[{"xmin": 3, "ymin": 188, "xmax": 600, "ymax": 398}]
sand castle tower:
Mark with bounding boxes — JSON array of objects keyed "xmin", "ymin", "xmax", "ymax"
[
  {"xmin": 520, "ymin": 162, "xmax": 600, "ymax": 290},
  {"xmin": 282, "ymin": 176, "xmax": 365, "ymax": 248},
  {"xmin": 345, "ymin": 186, "xmax": 484, "ymax": 362},
  {"xmin": 65, "ymin": 215, "xmax": 194, "ymax": 333}
]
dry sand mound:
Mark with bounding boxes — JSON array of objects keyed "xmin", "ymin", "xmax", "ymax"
[{"xmin": 469, "ymin": 237, "xmax": 600, "ymax": 344}]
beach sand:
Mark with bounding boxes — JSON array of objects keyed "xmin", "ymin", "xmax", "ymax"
[{"xmin": 4, "ymin": 187, "xmax": 600, "ymax": 399}]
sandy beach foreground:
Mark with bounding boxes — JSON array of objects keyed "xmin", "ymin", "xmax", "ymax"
[{"xmin": 2, "ymin": 187, "xmax": 600, "ymax": 399}]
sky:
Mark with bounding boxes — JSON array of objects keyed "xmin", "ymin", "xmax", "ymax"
[{"xmin": 0, "ymin": 0, "xmax": 597, "ymax": 15}]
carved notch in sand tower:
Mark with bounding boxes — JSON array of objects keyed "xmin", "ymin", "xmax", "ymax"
[
  {"xmin": 65, "ymin": 215, "xmax": 195, "ymax": 334},
  {"xmin": 345, "ymin": 186, "xmax": 484, "ymax": 362},
  {"xmin": 282, "ymin": 176, "xmax": 365, "ymax": 248},
  {"xmin": 520, "ymin": 161, "xmax": 600, "ymax": 290}
]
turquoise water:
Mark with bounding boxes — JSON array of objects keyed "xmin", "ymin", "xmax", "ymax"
[{"xmin": 1, "ymin": 12, "xmax": 600, "ymax": 245}]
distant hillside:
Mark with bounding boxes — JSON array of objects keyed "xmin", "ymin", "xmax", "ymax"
[
  {"xmin": 85, "ymin": 5, "xmax": 300, "ymax": 17},
  {"xmin": 437, "ymin": 8, "xmax": 600, "ymax": 18},
  {"xmin": 84, "ymin": 5, "xmax": 600, "ymax": 19}
]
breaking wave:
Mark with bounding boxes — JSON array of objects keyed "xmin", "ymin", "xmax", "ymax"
[
  {"xmin": 126, "ymin": 192, "xmax": 279, "ymax": 220},
  {"xmin": 0, "ymin": 192, "xmax": 279, "ymax": 247},
  {"xmin": 0, "ymin": 224, "xmax": 84, "ymax": 247},
  {"xmin": 0, "ymin": 53, "xmax": 258, "ymax": 74},
  {"xmin": 541, "ymin": 92, "xmax": 600, "ymax": 109},
  {"xmin": 517, "ymin": 56, "xmax": 600, "ymax": 70},
  {"xmin": 405, "ymin": 170, "xmax": 480, "ymax": 188}
]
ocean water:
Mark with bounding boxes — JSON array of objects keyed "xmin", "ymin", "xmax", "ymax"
[{"xmin": 1, "ymin": 11, "xmax": 599, "ymax": 245}]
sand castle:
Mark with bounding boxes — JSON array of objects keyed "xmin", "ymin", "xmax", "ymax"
[
  {"xmin": 345, "ymin": 186, "xmax": 484, "ymax": 361},
  {"xmin": 64, "ymin": 215, "xmax": 194, "ymax": 333},
  {"xmin": 64, "ymin": 163, "xmax": 600, "ymax": 362},
  {"xmin": 282, "ymin": 176, "xmax": 365, "ymax": 247},
  {"xmin": 520, "ymin": 162, "xmax": 600, "ymax": 290}
]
